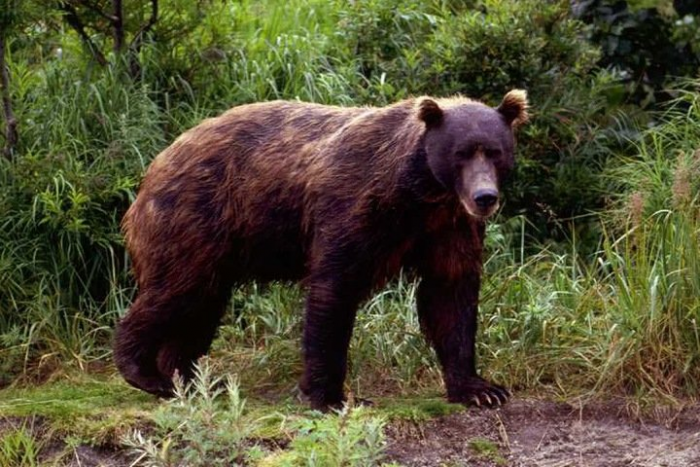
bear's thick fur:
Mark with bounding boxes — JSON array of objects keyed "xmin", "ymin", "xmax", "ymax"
[{"xmin": 114, "ymin": 91, "xmax": 528, "ymax": 409}]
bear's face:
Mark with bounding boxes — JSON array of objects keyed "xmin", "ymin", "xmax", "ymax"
[{"xmin": 419, "ymin": 90, "xmax": 528, "ymax": 219}]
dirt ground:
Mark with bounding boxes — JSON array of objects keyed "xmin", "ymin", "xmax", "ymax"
[
  {"xmin": 385, "ymin": 399, "xmax": 700, "ymax": 467},
  {"xmin": 4, "ymin": 397, "xmax": 700, "ymax": 466}
]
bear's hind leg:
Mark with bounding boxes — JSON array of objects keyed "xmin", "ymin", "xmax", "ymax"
[
  {"xmin": 155, "ymin": 289, "xmax": 231, "ymax": 385},
  {"xmin": 114, "ymin": 287, "xmax": 230, "ymax": 397},
  {"xmin": 114, "ymin": 293, "xmax": 177, "ymax": 396}
]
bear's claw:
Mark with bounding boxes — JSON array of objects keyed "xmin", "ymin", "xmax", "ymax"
[{"xmin": 449, "ymin": 376, "xmax": 511, "ymax": 408}]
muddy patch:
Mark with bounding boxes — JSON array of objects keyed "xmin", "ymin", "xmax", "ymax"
[{"xmin": 385, "ymin": 399, "xmax": 700, "ymax": 466}]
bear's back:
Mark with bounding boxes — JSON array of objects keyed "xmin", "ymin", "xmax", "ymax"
[{"xmin": 123, "ymin": 102, "xmax": 380, "ymax": 286}]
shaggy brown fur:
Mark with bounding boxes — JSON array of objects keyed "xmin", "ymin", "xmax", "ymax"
[{"xmin": 114, "ymin": 91, "xmax": 528, "ymax": 409}]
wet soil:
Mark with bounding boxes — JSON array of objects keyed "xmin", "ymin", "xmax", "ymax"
[{"xmin": 385, "ymin": 399, "xmax": 700, "ymax": 466}]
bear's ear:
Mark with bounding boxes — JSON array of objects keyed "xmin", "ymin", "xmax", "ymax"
[
  {"xmin": 416, "ymin": 97, "xmax": 444, "ymax": 128},
  {"xmin": 498, "ymin": 89, "xmax": 529, "ymax": 127}
]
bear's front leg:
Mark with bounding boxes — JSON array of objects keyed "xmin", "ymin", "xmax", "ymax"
[
  {"xmin": 416, "ymin": 275, "xmax": 510, "ymax": 407},
  {"xmin": 300, "ymin": 272, "xmax": 370, "ymax": 411}
]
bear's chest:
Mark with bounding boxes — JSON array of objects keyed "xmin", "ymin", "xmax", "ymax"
[{"xmin": 372, "ymin": 201, "xmax": 473, "ymax": 286}]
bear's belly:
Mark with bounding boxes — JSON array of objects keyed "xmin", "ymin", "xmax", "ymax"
[
  {"xmin": 232, "ymin": 239, "xmax": 307, "ymax": 283},
  {"xmin": 228, "ymin": 212, "xmax": 309, "ymax": 283}
]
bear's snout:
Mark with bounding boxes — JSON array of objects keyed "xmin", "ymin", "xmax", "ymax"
[{"xmin": 473, "ymin": 189, "xmax": 499, "ymax": 210}]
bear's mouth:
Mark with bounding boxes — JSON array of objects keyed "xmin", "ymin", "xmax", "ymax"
[{"xmin": 460, "ymin": 198, "xmax": 500, "ymax": 220}]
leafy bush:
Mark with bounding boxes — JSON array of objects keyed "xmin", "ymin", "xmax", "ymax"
[
  {"xmin": 574, "ymin": 0, "xmax": 700, "ymax": 107},
  {"xmin": 0, "ymin": 62, "xmax": 159, "ymax": 377},
  {"xmin": 123, "ymin": 359, "xmax": 389, "ymax": 466}
]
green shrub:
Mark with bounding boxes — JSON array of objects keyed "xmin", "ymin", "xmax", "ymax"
[
  {"xmin": 281, "ymin": 406, "xmax": 387, "ymax": 467},
  {"xmin": 0, "ymin": 60, "xmax": 159, "ymax": 374},
  {"xmin": 123, "ymin": 360, "xmax": 258, "ymax": 466},
  {"xmin": 422, "ymin": 0, "xmax": 617, "ymax": 238}
]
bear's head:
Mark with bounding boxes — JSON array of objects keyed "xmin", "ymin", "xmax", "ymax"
[{"xmin": 418, "ymin": 90, "xmax": 528, "ymax": 219}]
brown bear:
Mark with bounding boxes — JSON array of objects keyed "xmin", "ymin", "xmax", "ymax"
[{"xmin": 114, "ymin": 90, "xmax": 528, "ymax": 410}]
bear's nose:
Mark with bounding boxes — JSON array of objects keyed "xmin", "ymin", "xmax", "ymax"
[{"xmin": 473, "ymin": 189, "xmax": 498, "ymax": 210}]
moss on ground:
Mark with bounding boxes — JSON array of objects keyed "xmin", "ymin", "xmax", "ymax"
[{"xmin": 0, "ymin": 373, "xmax": 156, "ymax": 446}]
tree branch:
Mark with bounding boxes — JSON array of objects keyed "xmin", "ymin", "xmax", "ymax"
[
  {"xmin": 58, "ymin": 1, "xmax": 107, "ymax": 66},
  {"xmin": 78, "ymin": 0, "xmax": 119, "ymax": 23},
  {"xmin": 0, "ymin": 36, "xmax": 18, "ymax": 159},
  {"xmin": 131, "ymin": 0, "xmax": 158, "ymax": 51},
  {"xmin": 129, "ymin": 0, "xmax": 158, "ymax": 78}
]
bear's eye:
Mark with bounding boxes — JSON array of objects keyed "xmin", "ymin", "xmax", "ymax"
[{"xmin": 485, "ymin": 149, "xmax": 501, "ymax": 159}]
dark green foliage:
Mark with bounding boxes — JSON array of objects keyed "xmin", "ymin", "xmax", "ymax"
[
  {"xmin": 574, "ymin": 0, "xmax": 700, "ymax": 107},
  {"xmin": 423, "ymin": 1, "xmax": 611, "ymax": 235},
  {"xmin": 0, "ymin": 60, "xmax": 163, "ymax": 379}
]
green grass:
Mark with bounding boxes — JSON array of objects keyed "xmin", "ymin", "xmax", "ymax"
[
  {"xmin": 376, "ymin": 398, "xmax": 463, "ymax": 422},
  {"xmin": 0, "ymin": 374, "xmax": 156, "ymax": 448},
  {"xmin": 0, "ymin": 377, "xmax": 153, "ymax": 419},
  {"xmin": 0, "ymin": 364, "xmax": 398, "ymax": 466},
  {"xmin": 468, "ymin": 438, "xmax": 507, "ymax": 465},
  {"xmin": 0, "ymin": 425, "xmax": 40, "ymax": 467}
]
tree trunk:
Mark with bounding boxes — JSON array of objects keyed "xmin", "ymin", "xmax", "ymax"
[
  {"xmin": 112, "ymin": 0, "xmax": 124, "ymax": 54},
  {"xmin": 0, "ymin": 36, "xmax": 18, "ymax": 159}
]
